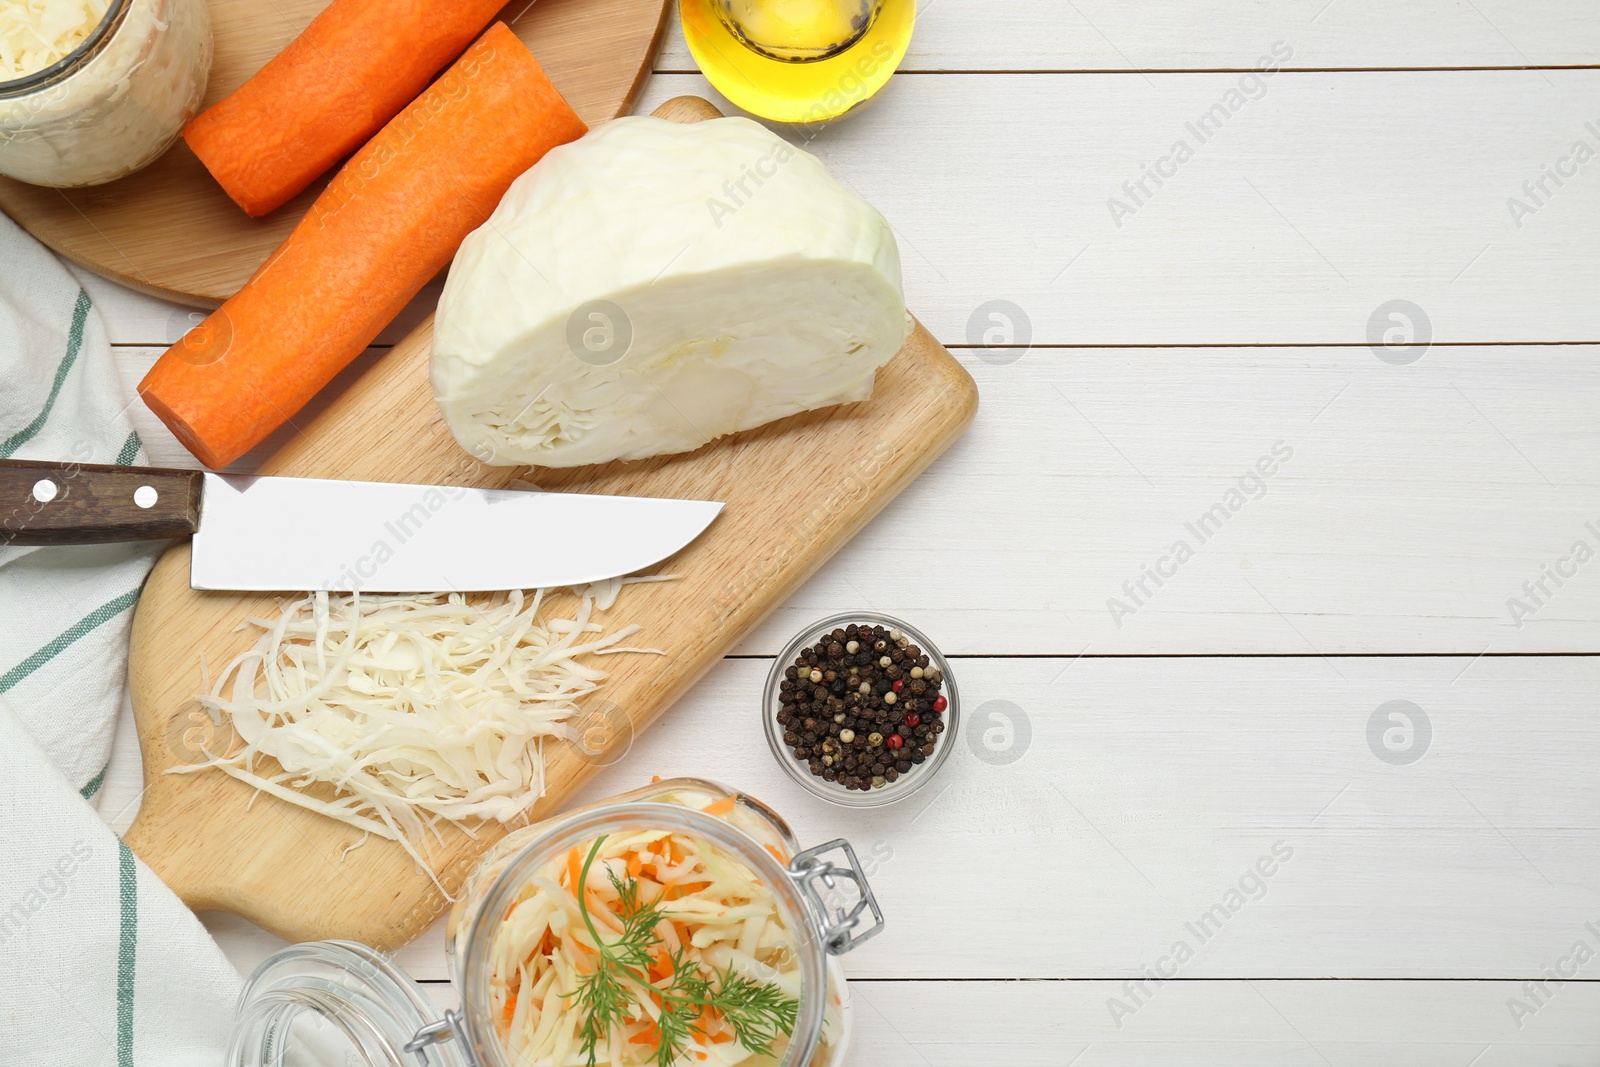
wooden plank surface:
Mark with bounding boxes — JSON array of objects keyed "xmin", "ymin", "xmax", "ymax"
[
  {"xmin": 636, "ymin": 71, "xmax": 1600, "ymax": 347},
  {"xmin": 656, "ymin": 0, "xmax": 1600, "ymax": 71},
  {"xmin": 824, "ymin": 979, "xmax": 1600, "ymax": 1067}
]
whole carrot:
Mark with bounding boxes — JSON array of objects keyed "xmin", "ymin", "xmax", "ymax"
[
  {"xmin": 141, "ymin": 23, "xmax": 587, "ymax": 470},
  {"xmin": 183, "ymin": 0, "xmax": 512, "ymax": 217}
]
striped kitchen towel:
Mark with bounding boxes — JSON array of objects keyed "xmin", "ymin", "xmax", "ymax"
[{"xmin": 0, "ymin": 213, "xmax": 240, "ymax": 1065}]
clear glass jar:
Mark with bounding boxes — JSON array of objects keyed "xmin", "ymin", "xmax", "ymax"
[
  {"xmin": 0, "ymin": 0, "xmax": 212, "ymax": 187},
  {"xmin": 229, "ymin": 778, "xmax": 881, "ymax": 1067}
]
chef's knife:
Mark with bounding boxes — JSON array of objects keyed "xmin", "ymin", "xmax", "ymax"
[{"xmin": 0, "ymin": 459, "xmax": 723, "ymax": 593}]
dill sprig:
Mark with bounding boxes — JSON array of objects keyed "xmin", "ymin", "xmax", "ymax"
[
  {"xmin": 563, "ymin": 836, "xmax": 801, "ymax": 1067},
  {"xmin": 672, "ymin": 961, "xmax": 800, "ymax": 1053}
]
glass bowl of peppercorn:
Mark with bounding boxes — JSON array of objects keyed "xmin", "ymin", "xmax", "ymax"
[{"xmin": 765, "ymin": 612, "xmax": 958, "ymax": 807}]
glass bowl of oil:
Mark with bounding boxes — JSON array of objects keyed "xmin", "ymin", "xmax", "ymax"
[{"xmin": 679, "ymin": 0, "xmax": 915, "ymax": 124}]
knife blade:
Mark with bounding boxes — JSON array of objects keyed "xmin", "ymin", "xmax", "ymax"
[{"xmin": 0, "ymin": 459, "xmax": 722, "ymax": 593}]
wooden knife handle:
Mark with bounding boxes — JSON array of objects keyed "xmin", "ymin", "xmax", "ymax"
[{"xmin": 0, "ymin": 459, "xmax": 204, "ymax": 546}]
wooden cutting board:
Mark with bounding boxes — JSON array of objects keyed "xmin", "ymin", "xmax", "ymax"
[
  {"xmin": 0, "ymin": 0, "xmax": 669, "ymax": 305},
  {"xmin": 122, "ymin": 96, "xmax": 978, "ymax": 950}
]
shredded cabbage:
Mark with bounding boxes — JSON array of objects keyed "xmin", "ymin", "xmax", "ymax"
[
  {"xmin": 169, "ymin": 583, "xmax": 661, "ymax": 891},
  {"xmin": 0, "ymin": 0, "xmax": 109, "ymax": 79},
  {"xmin": 485, "ymin": 790, "xmax": 840, "ymax": 1067}
]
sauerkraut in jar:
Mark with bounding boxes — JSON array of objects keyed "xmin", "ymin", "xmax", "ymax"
[
  {"xmin": 446, "ymin": 779, "xmax": 882, "ymax": 1067},
  {"xmin": 0, "ymin": 0, "xmax": 212, "ymax": 186}
]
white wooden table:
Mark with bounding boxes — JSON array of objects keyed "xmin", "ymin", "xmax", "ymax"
[{"xmin": 90, "ymin": 2, "xmax": 1600, "ymax": 1063}]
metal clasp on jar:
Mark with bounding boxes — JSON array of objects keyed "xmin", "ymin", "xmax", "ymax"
[
  {"xmin": 404, "ymin": 1008, "xmax": 480, "ymax": 1067},
  {"xmin": 787, "ymin": 838, "xmax": 885, "ymax": 953}
]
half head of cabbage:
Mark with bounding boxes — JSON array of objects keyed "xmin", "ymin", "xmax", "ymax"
[{"xmin": 432, "ymin": 116, "xmax": 908, "ymax": 468}]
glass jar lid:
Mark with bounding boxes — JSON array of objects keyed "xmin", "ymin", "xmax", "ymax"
[{"xmin": 229, "ymin": 940, "xmax": 465, "ymax": 1067}]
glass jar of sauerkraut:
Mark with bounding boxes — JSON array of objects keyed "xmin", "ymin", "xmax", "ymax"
[
  {"xmin": 226, "ymin": 779, "xmax": 881, "ymax": 1067},
  {"xmin": 0, "ymin": 0, "xmax": 212, "ymax": 187}
]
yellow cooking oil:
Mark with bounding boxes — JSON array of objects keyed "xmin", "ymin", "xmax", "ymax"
[{"xmin": 679, "ymin": 0, "xmax": 915, "ymax": 125}]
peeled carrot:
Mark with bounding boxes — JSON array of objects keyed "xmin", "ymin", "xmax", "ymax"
[
  {"xmin": 184, "ymin": 0, "xmax": 511, "ymax": 216},
  {"xmin": 141, "ymin": 24, "xmax": 587, "ymax": 470},
  {"xmin": 701, "ymin": 796, "xmax": 737, "ymax": 816}
]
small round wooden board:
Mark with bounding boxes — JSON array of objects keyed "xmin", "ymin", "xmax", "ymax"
[{"xmin": 0, "ymin": 0, "xmax": 670, "ymax": 305}]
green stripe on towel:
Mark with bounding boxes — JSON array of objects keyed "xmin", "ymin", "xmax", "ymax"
[
  {"xmin": 79, "ymin": 764, "xmax": 108, "ymax": 800},
  {"xmin": 0, "ymin": 588, "xmax": 140, "ymax": 694},
  {"xmin": 0, "ymin": 288, "xmax": 91, "ymax": 458},
  {"xmin": 115, "ymin": 430, "xmax": 141, "ymax": 467},
  {"xmin": 116, "ymin": 840, "xmax": 137, "ymax": 1067}
]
